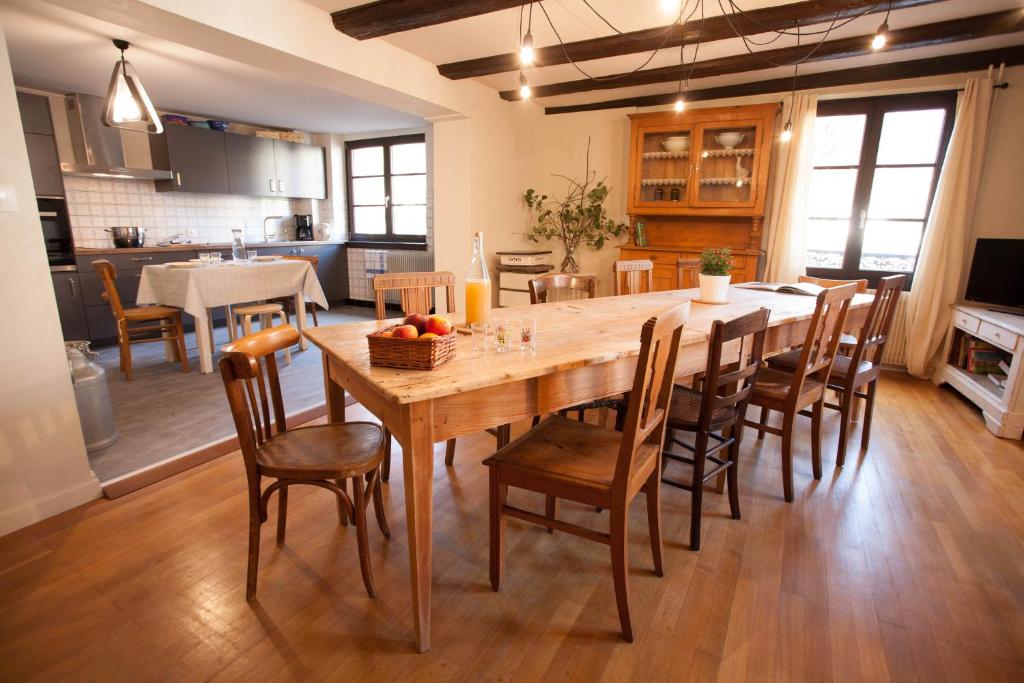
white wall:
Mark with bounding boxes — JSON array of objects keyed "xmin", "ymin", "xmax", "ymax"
[{"xmin": 0, "ymin": 28, "xmax": 101, "ymax": 537}]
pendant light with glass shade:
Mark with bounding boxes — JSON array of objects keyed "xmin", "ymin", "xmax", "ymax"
[{"xmin": 103, "ymin": 39, "xmax": 162, "ymax": 134}]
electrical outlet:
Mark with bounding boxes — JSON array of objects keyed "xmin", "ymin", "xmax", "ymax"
[
  {"xmin": 0, "ymin": 185, "xmax": 18, "ymax": 212},
  {"xmin": 187, "ymin": 228, "xmax": 198, "ymax": 237}
]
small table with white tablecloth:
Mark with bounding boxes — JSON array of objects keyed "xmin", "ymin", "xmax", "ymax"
[{"xmin": 136, "ymin": 260, "xmax": 328, "ymax": 373}]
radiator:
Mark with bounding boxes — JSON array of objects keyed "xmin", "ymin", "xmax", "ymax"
[
  {"xmin": 880, "ymin": 291, "xmax": 911, "ymax": 368},
  {"xmin": 375, "ymin": 250, "xmax": 434, "ymax": 305}
]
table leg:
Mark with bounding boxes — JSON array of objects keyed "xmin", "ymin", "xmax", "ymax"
[
  {"xmin": 400, "ymin": 401, "xmax": 435, "ymax": 652},
  {"xmin": 194, "ymin": 311, "xmax": 214, "ymax": 374},
  {"xmin": 294, "ymin": 292, "xmax": 308, "ymax": 351}
]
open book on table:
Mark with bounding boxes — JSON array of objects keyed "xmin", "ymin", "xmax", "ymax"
[{"xmin": 734, "ymin": 281, "xmax": 825, "ymax": 296}]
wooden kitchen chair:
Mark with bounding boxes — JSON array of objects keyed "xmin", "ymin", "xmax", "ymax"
[
  {"xmin": 768, "ymin": 275, "xmax": 905, "ymax": 467},
  {"xmin": 528, "ymin": 273, "xmax": 596, "ymax": 303},
  {"xmin": 676, "ymin": 258, "xmax": 700, "ymax": 289},
  {"xmin": 372, "ymin": 272, "xmax": 461, "ymax": 479},
  {"xmin": 797, "ymin": 275, "xmax": 867, "ymax": 348},
  {"xmin": 484, "ymin": 303, "xmax": 687, "ymax": 642},
  {"xmin": 743, "ymin": 283, "xmax": 857, "ymax": 502},
  {"xmin": 233, "ymin": 303, "xmax": 291, "ymax": 365},
  {"xmin": 662, "ymin": 308, "xmax": 769, "ymax": 551},
  {"xmin": 219, "ymin": 324, "xmax": 389, "ymax": 601},
  {"xmin": 613, "ymin": 259, "xmax": 654, "ymax": 295},
  {"xmin": 93, "ymin": 259, "xmax": 189, "ymax": 381}
]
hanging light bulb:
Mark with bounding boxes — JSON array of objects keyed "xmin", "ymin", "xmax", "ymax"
[
  {"xmin": 674, "ymin": 96, "xmax": 685, "ymax": 113},
  {"xmin": 103, "ymin": 39, "xmax": 162, "ymax": 134},
  {"xmin": 519, "ymin": 72, "xmax": 532, "ymax": 100},
  {"xmin": 520, "ymin": 30, "xmax": 534, "ymax": 66},
  {"xmin": 660, "ymin": 0, "xmax": 681, "ymax": 14},
  {"xmin": 871, "ymin": 21, "xmax": 889, "ymax": 50},
  {"xmin": 779, "ymin": 120, "xmax": 793, "ymax": 143}
]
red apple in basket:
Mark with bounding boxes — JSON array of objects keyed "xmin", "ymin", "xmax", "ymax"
[
  {"xmin": 404, "ymin": 313, "xmax": 428, "ymax": 333},
  {"xmin": 392, "ymin": 324, "xmax": 419, "ymax": 339},
  {"xmin": 424, "ymin": 315, "xmax": 452, "ymax": 336}
]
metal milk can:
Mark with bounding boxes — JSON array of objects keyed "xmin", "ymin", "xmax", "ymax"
[{"xmin": 66, "ymin": 341, "xmax": 119, "ymax": 453}]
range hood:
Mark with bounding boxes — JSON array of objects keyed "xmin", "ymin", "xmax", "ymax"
[{"xmin": 61, "ymin": 93, "xmax": 172, "ymax": 181}]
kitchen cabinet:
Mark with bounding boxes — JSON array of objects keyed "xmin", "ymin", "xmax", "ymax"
[
  {"xmin": 17, "ymin": 92, "xmax": 54, "ymax": 135},
  {"xmin": 273, "ymin": 140, "xmax": 326, "ymax": 199},
  {"xmin": 25, "ymin": 133, "xmax": 64, "ymax": 197},
  {"xmin": 225, "ymin": 133, "xmax": 277, "ymax": 197},
  {"xmin": 50, "ymin": 271, "xmax": 89, "ymax": 340},
  {"xmin": 150, "ymin": 125, "xmax": 230, "ymax": 194}
]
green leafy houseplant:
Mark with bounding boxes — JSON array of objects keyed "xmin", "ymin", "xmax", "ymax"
[
  {"xmin": 699, "ymin": 248, "xmax": 733, "ymax": 276},
  {"xmin": 523, "ymin": 139, "xmax": 627, "ymax": 273}
]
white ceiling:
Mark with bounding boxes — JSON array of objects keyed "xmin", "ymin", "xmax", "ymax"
[
  {"xmin": 310, "ymin": 0, "xmax": 1024, "ymax": 109},
  {"xmin": 0, "ymin": 0, "xmax": 427, "ymax": 134}
]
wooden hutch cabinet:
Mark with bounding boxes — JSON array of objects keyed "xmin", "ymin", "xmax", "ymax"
[{"xmin": 621, "ymin": 103, "xmax": 777, "ymax": 290}]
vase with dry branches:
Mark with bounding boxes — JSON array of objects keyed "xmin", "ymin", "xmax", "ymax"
[{"xmin": 523, "ymin": 140, "xmax": 627, "ymax": 273}]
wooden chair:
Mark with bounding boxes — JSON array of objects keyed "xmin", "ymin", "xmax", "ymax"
[
  {"xmin": 484, "ymin": 303, "xmax": 688, "ymax": 642},
  {"xmin": 676, "ymin": 258, "xmax": 700, "ymax": 289},
  {"xmin": 767, "ymin": 275, "xmax": 905, "ymax": 466},
  {"xmin": 661, "ymin": 308, "xmax": 769, "ymax": 551},
  {"xmin": 219, "ymin": 324, "xmax": 389, "ymax": 601},
  {"xmin": 527, "ymin": 273, "xmax": 596, "ymax": 303},
  {"xmin": 267, "ymin": 254, "xmax": 321, "ymax": 327},
  {"xmin": 797, "ymin": 275, "xmax": 867, "ymax": 348},
  {"xmin": 613, "ymin": 259, "xmax": 653, "ymax": 295},
  {"xmin": 233, "ymin": 303, "xmax": 291, "ymax": 364},
  {"xmin": 372, "ymin": 272, "xmax": 461, "ymax": 479},
  {"xmin": 93, "ymin": 259, "xmax": 189, "ymax": 381},
  {"xmin": 743, "ymin": 283, "xmax": 857, "ymax": 502}
]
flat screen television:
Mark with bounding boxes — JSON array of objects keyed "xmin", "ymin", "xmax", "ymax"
[{"xmin": 964, "ymin": 238, "xmax": 1024, "ymax": 311}]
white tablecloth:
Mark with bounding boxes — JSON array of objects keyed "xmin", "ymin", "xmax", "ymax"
[{"xmin": 136, "ymin": 260, "xmax": 328, "ymax": 319}]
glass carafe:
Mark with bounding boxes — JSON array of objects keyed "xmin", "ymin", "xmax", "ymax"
[
  {"xmin": 231, "ymin": 229, "xmax": 247, "ymax": 261},
  {"xmin": 465, "ymin": 231, "xmax": 490, "ymax": 326}
]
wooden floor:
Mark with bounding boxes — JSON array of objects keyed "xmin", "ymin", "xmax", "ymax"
[{"xmin": 1, "ymin": 372, "xmax": 1022, "ymax": 681}]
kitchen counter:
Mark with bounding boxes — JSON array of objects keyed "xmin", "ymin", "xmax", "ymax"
[{"xmin": 75, "ymin": 240, "xmax": 345, "ymax": 255}]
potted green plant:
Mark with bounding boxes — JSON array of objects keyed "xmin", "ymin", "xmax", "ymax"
[
  {"xmin": 523, "ymin": 139, "xmax": 627, "ymax": 273},
  {"xmin": 699, "ymin": 247, "xmax": 732, "ymax": 303}
]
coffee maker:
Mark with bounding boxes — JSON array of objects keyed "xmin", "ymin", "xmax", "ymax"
[{"xmin": 294, "ymin": 214, "xmax": 314, "ymax": 241}]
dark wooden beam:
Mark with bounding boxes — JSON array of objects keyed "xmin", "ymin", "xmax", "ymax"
[
  {"xmin": 333, "ymin": 0, "xmax": 529, "ymax": 40},
  {"xmin": 544, "ymin": 45, "xmax": 1024, "ymax": 115},
  {"xmin": 502, "ymin": 9, "xmax": 1024, "ymax": 101},
  {"xmin": 439, "ymin": 0, "xmax": 944, "ymax": 79}
]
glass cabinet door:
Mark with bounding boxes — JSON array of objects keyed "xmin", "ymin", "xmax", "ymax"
[
  {"xmin": 690, "ymin": 121, "xmax": 760, "ymax": 208},
  {"xmin": 636, "ymin": 127, "xmax": 693, "ymax": 208}
]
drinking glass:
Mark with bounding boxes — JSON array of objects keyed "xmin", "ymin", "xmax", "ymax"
[
  {"xmin": 198, "ymin": 253, "xmax": 211, "ymax": 264},
  {"xmin": 494, "ymin": 319, "xmax": 516, "ymax": 353},
  {"xmin": 470, "ymin": 322, "xmax": 488, "ymax": 352},
  {"xmin": 246, "ymin": 250, "xmax": 258, "ymax": 261},
  {"xmin": 210, "ymin": 252, "xmax": 223, "ymax": 264},
  {"xmin": 520, "ymin": 319, "xmax": 537, "ymax": 352}
]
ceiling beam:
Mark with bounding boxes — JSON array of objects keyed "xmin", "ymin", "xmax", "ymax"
[
  {"xmin": 544, "ymin": 45, "xmax": 1024, "ymax": 115},
  {"xmin": 438, "ymin": 0, "xmax": 944, "ymax": 80},
  {"xmin": 502, "ymin": 9, "xmax": 1024, "ymax": 101},
  {"xmin": 332, "ymin": 0, "xmax": 529, "ymax": 40}
]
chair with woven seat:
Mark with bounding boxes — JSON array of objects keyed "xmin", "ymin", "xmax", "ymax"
[
  {"xmin": 485, "ymin": 302, "xmax": 688, "ymax": 642},
  {"xmin": 743, "ymin": 283, "xmax": 857, "ymax": 502},
  {"xmin": 613, "ymin": 259, "xmax": 653, "ymax": 295},
  {"xmin": 93, "ymin": 259, "xmax": 189, "ymax": 381},
  {"xmin": 767, "ymin": 275, "xmax": 905, "ymax": 467},
  {"xmin": 662, "ymin": 308, "xmax": 769, "ymax": 551},
  {"xmin": 219, "ymin": 324, "xmax": 389, "ymax": 601},
  {"xmin": 798, "ymin": 275, "xmax": 868, "ymax": 348}
]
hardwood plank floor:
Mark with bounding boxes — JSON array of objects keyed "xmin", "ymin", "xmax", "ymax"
[{"xmin": 1, "ymin": 372, "xmax": 1022, "ymax": 680}]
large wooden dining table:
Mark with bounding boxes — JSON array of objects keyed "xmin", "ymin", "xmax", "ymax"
[{"xmin": 304, "ymin": 286, "xmax": 873, "ymax": 652}]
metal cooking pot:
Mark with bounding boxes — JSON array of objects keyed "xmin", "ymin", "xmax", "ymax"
[{"xmin": 106, "ymin": 226, "xmax": 146, "ymax": 248}]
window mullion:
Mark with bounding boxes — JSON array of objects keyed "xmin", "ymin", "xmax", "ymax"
[
  {"xmin": 383, "ymin": 142, "xmax": 393, "ymax": 238},
  {"xmin": 844, "ymin": 102, "xmax": 883, "ymax": 277}
]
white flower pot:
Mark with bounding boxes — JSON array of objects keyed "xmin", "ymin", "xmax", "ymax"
[{"xmin": 699, "ymin": 273, "xmax": 731, "ymax": 303}]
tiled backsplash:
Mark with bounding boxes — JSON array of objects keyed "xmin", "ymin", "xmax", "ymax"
[{"xmin": 64, "ymin": 176, "xmax": 322, "ymax": 248}]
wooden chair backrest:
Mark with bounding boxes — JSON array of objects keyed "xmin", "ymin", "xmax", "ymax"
[
  {"xmin": 698, "ymin": 308, "xmax": 770, "ymax": 431},
  {"xmin": 676, "ymin": 258, "xmax": 700, "ymax": 289},
  {"xmin": 373, "ymin": 271, "xmax": 456, "ymax": 320},
  {"xmin": 790, "ymin": 283, "xmax": 858, "ymax": 391},
  {"xmin": 219, "ymin": 325, "xmax": 299, "ymax": 474},
  {"xmin": 614, "ymin": 303, "xmax": 688, "ymax": 490},
  {"xmin": 850, "ymin": 275, "xmax": 906, "ymax": 367},
  {"xmin": 283, "ymin": 254, "xmax": 319, "ymax": 269},
  {"xmin": 92, "ymin": 259, "xmax": 125, "ymax": 319},
  {"xmin": 528, "ymin": 274, "xmax": 597, "ymax": 304},
  {"xmin": 613, "ymin": 259, "xmax": 654, "ymax": 295},
  {"xmin": 798, "ymin": 275, "xmax": 868, "ymax": 294}
]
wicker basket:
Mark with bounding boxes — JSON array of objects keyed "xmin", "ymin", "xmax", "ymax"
[{"xmin": 367, "ymin": 325, "xmax": 458, "ymax": 370}]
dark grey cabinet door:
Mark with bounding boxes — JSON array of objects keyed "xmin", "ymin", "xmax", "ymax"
[
  {"xmin": 18, "ymin": 92, "xmax": 53, "ymax": 135},
  {"xmin": 152, "ymin": 126, "xmax": 229, "ymax": 194},
  {"xmin": 24, "ymin": 133, "xmax": 64, "ymax": 196},
  {"xmin": 51, "ymin": 272, "xmax": 89, "ymax": 340},
  {"xmin": 274, "ymin": 140, "xmax": 326, "ymax": 199},
  {"xmin": 225, "ymin": 133, "xmax": 277, "ymax": 197}
]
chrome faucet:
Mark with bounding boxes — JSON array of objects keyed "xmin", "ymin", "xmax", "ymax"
[{"xmin": 263, "ymin": 215, "xmax": 284, "ymax": 242}]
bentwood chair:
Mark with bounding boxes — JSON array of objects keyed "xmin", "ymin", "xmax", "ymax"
[
  {"xmin": 485, "ymin": 303, "xmax": 688, "ymax": 642},
  {"xmin": 219, "ymin": 325, "xmax": 389, "ymax": 600},
  {"xmin": 744, "ymin": 283, "xmax": 857, "ymax": 502},
  {"xmin": 768, "ymin": 275, "xmax": 905, "ymax": 466},
  {"xmin": 662, "ymin": 308, "xmax": 769, "ymax": 551},
  {"xmin": 613, "ymin": 259, "xmax": 654, "ymax": 295},
  {"xmin": 676, "ymin": 258, "xmax": 701, "ymax": 289},
  {"xmin": 93, "ymin": 259, "xmax": 189, "ymax": 381}
]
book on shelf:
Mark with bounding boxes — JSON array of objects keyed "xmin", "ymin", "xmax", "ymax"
[
  {"xmin": 998, "ymin": 359, "xmax": 1011, "ymax": 375},
  {"xmin": 734, "ymin": 281, "xmax": 824, "ymax": 296},
  {"xmin": 987, "ymin": 373, "xmax": 1007, "ymax": 389},
  {"xmin": 967, "ymin": 346, "xmax": 1004, "ymax": 374}
]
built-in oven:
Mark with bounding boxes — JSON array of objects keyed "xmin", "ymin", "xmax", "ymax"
[{"xmin": 38, "ymin": 196, "xmax": 75, "ymax": 269}]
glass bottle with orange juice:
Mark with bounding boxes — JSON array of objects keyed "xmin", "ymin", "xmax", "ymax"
[{"xmin": 465, "ymin": 231, "xmax": 491, "ymax": 326}]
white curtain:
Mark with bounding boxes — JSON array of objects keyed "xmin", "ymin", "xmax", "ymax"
[
  {"xmin": 905, "ymin": 77, "xmax": 994, "ymax": 378},
  {"xmin": 763, "ymin": 93, "xmax": 818, "ymax": 283}
]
